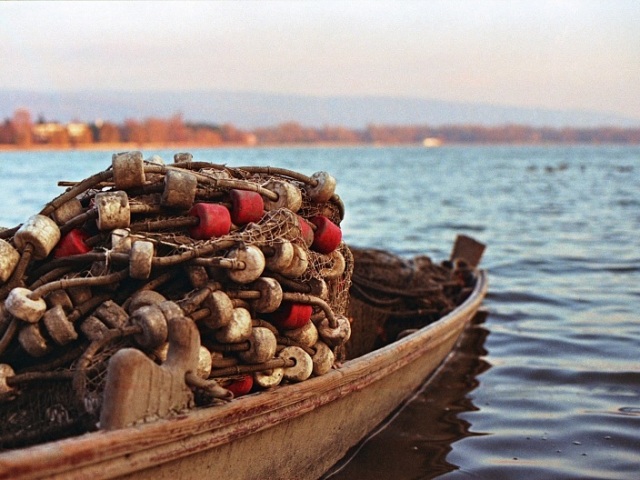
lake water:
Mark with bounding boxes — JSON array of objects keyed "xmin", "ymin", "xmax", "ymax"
[{"xmin": 1, "ymin": 145, "xmax": 639, "ymax": 479}]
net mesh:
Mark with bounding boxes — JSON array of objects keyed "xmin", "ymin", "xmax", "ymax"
[{"xmin": 0, "ymin": 155, "xmax": 353, "ymax": 450}]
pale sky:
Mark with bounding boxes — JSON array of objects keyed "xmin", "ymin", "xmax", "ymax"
[{"xmin": 1, "ymin": 0, "xmax": 639, "ymax": 119}]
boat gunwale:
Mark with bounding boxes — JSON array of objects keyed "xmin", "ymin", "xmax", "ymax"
[{"xmin": 0, "ymin": 271, "xmax": 488, "ymax": 480}]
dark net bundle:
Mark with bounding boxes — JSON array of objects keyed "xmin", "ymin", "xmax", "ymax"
[
  {"xmin": 346, "ymin": 247, "xmax": 476, "ymax": 359},
  {"xmin": 0, "ymin": 152, "xmax": 352, "ymax": 450}
]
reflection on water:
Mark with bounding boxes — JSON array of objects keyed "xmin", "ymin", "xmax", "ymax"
[{"xmin": 325, "ymin": 311, "xmax": 492, "ymax": 479}]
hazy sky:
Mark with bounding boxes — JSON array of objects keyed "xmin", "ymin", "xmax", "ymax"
[{"xmin": 1, "ymin": 1, "xmax": 639, "ymax": 119}]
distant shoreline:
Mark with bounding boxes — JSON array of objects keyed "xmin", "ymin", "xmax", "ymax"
[{"xmin": 2, "ymin": 141, "xmax": 640, "ymax": 154}]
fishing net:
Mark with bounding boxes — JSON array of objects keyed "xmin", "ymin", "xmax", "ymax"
[
  {"xmin": 346, "ymin": 247, "xmax": 476, "ymax": 359},
  {"xmin": 0, "ymin": 152, "xmax": 352, "ymax": 450}
]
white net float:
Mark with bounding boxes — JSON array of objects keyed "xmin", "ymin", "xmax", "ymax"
[
  {"xmin": 161, "ymin": 169, "xmax": 197, "ymax": 210},
  {"xmin": 264, "ymin": 239, "xmax": 294, "ymax": 274},
  {"xmin": 112, "ymin": 151, "xmax": 145, "ymax": 189},
  {"xmin": 200, "ymin": 290, "xmax": 234, "ymax": 330},
  {"xmin": 44, "ymin": 289, "xmax": 73, "ymax": 312},
  {"xmin": 307, "ymin": 278, "xmax": 329, "ymax": 300},
  {"xmin": 129, "ymin": 240, "xmax": 154, "ymax": 280},
  {"xmin": 279, "ymin": 244, "xmax": 308, "ymax": 279},
  {"xmin": 278, "ymin": 346, "xmax": 313, "ymax": 382},
  {"xmin": 130, "ymin": 305, "xmax": 169, "ymax": 350},
  {"xmin": 306, "ymin": 171, "xmax": 336, "ymax": 203},
  {"xmin": 226, "ymin": 245, "xmax": 265, "ymax": 284},
  {"xmin": 95, "ymin": 191, "xmax": 131, "ymax": 231},
  {"xmin": 311, "ymin": 340, "xmax": 335, "ymax": 376},
  {"xmin": 52, "ymin": 198, "xmax": 84, "ymax": 226},
  {"xmin": 18, "ymin": 323, "xmax": 53, "ymax": 357},
  {"xmin": 318, "ymin": 250, "xmax": 346, "ymax": 281},
  {"xmin": 5, "ymin": 287, "xmax": 47, "ymax": 324},
  {"xmin": 0, "ymin": 363, "xmax": 16, "ymax": 396},
  {"xmin": 157, "ymin": 301, "xmax": 184, "ymax": 324},
  {"xmin": 42, "ymin": 305, "xmax": 78, "ymax": 346},
  {"xmin": 79, "ymin": 315, "xmax": 110, "ymax": 342},
  {"xmin": 145, "ymin": 154, "xmax": 165, "ymax": 165},
  {"xmin": 253, "ymin": 368, "xmax": 284, "ymax": 389},
  {"xmin": 127, "ymin": 290, "xmax": 167, "ymax": 315},
  {"xmin": 238, "ymin": 327, "xmax": 277, "ymax": 364},
  {"xmin": 229, "ymin": 277, "xmax": 282, "ymax": 314},
  {"xmin": 14, "ymin": 214, "xmax": 61, "ymax": 260},
  {"xmin": 283, "ymin": 321, "xmax": 318, "ymax": 348},
  {"xmin": 94, "ymin": 300, "xmax": 129, "ymax": 329},
  {"xmin": 185, "ymin": 265, "xmax": 209, "ymax": 289},
  {"xmin": 214, "ymin": 307, "xmax": 252, "ymax": 344},
  {"xmin": 0, "ymin": 239, "xmax": 20, "ymax": 284},
  {"xmin": 197, "ymin": 345, "xmax": 213, "ymax": 379},
  {"xmin": 110, "ymin": 229, "xmax": 132, "ymax": 253},
  {"xmin": 262, "ymin": 180, "xmax": 302, "ymax": 213},
  {"xmin": 317, "ymin": 314, "xmax": 352, "ymax": 348}
]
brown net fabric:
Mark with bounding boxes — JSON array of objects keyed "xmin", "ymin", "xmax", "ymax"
[{"xmin": 345, "ymin": 248, "xmax": 476, "ymax": 359}]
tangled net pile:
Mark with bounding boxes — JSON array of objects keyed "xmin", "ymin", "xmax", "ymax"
[
  {"xmin": 347, "ymin": 247, "xmax": 477, "ymax": 359},
  {"xmin": 0, "ymin": 151, "xmax": 352, "ymax": 449}
]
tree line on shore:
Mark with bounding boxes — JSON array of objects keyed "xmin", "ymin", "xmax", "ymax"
[{"xmin": 2, "ymin": 108, "xmax": 640, "ymax": 148}]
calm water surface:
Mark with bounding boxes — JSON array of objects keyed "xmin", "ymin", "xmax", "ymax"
[{"xmin": 0, "ymin": 145, "xmax": 638, "ymax": 479}]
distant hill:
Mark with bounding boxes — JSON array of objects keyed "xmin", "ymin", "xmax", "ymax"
[{"xmin": 1, "ymin": 89, "xmax": 638, "ymax": 129}]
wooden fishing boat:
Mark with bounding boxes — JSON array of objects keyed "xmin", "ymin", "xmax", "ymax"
[{"xmin": 0, "ymin": 235, "xmax": 487, "ymax": 480}]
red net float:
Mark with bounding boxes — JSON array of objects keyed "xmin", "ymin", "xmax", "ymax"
[
  {"xmin": 53, "ymin": 229, "xmax": 91, "ymax": 258},
  {"xmin": 226, "ymin": 374, "xmax": 253, "ymax": 397},
  {"xmin": 297, "ymin": 216, "xmax": 315, "ymax": 247},
  {"xmin": 310, "ymin": 215, "xmax": 342, "ymax": 254},
  {"xmin": 230, "ymin": 189, "xmax": 264, "ymax": 225},
  {"xmin": 188, "ymin": 203, "xmax": 231, "ymax": 240},
  {"xmin": 269, "ymin": 302, "xmax": 312, "ymax": 330}
]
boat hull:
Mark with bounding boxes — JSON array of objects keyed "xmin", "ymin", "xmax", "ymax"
[{"xmin": 0, "ymin": 271, "xmax": 488, "ymax": 480}]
